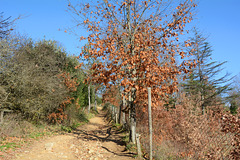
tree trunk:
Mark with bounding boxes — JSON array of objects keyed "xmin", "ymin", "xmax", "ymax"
[
  {"xmin": 136, "ymin": 133, "xmax": 142, "ymax": 159},
  {"xmin": 0, "ymin": 111, "xmax": 4, "ymax": 124},
  {"xmin": 130, "ymin": 114, "xmax": 136, "ymax": 144},
  {"xmin": 122, "ymin": 95, "xmax": 126, "ymax": 125},
  {"xmin": 122, "ymin": 111, "xmax": 126, "ymax": 126},
  {"xmin": 119, "ymin": 100, "xmax": 122, "ymax": 124},
  {"xmin": 88, "ymin": 84, "xmax": 91, "ymax": 113},
  {"xmin": 129, "ymin": 91, "xmax": 136, "ymax": 144},
  {"xmin": 112, "ymin": 105, "xmax": 114, "ymax": 120},
  {"xmin": 125, "ymin": 0, "xmax": 137, "ymax": 144},
  {"xmin": 94, "ymin": 86, "xmax": 97, "ymax": 111},
  {"xmin": 148, "ymin": 87, "xmax": 153, "ymax": 160},
  {"xmin": 115, "ymin": 107, "xmax": 118, "ymax": 124},
  {"xmin": 201, "ymin": 94, "xmax": 205, "ymax": 115}
]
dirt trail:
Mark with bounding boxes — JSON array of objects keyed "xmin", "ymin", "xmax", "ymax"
[{"xmin": 14, "ymin": 108, "xmax": 135, "ymax": 160}]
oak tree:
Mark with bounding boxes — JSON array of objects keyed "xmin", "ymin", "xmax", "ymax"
[{"xmin": 68, "ymin": 0, "xmax": 197, "ymax": 142}]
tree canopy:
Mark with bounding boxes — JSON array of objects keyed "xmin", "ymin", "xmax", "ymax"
[{"xmin": 69, "ymin": 0, "xmax": 197, "ymax": 107}]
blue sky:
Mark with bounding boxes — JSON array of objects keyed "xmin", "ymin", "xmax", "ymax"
[
  {"xmin": 195, "ymin": 0, "xmax": 240, "ymax": 77},
  {"xmin": 1, "ymin": 0, "xmax": 239, "ymax": 77}
]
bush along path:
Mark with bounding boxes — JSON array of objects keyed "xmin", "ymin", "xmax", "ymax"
[{"xmin": 13, "ymin": 108, "xmax": 135, "ymax": 160}]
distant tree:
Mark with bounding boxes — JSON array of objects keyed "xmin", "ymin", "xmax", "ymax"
[
  {"xmin": 183, "ymin": 29, "xmax": 232, "ymax": 114},
  {"xmin": 79, "ymin": 44, "xmax": 101, "ymax": 113},
  {"xmin": 80, "ymin": 44, "xmax": 93, "ymax": 113},
  {"xmin": 65, "ymin": 56, "xmax": 88, "ymax": 107},
  {"xmin": 0, "ymin": 12, "xmax": 12, "ymax": 38},
  {"xmin": 102, "ymin": 85, "xmax": 121, "ymax": 108},
  {"xmin": 228, "ymin": 74, "xmax": 240, "ymax": 114},
  {"xmin": 0, "ymin": 12, "xmax": 21, "ymax": 39},
  {"xmin": 230, "ymin": 100, "xmax": 238, "ymax": 115}
]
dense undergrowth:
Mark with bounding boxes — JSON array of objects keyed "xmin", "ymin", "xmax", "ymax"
[{"xmin": 0, "ymin": 35, "xmax": 101, "ymax": 158}]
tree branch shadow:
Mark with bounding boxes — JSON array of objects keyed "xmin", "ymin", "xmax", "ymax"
[{"xmin": 72, "ymin": 119, "xmax": 136, "ymax": 158}]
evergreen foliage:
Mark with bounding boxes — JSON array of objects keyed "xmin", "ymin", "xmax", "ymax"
[
  {"xmin": 228, "ymin": 74, "xmax": 240, "ymax": 114},
  {"xmin": 183, "ymin": 29, "xmax": 232, "ymax": 113}
]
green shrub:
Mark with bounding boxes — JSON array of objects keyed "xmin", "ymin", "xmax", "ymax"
[
  {"xmin": 102, "ymin": 102, "xmax": 111, "ymax": 111},
  {"xmin": 61, "ymin": 126, "xmax": 72, "ymax": 133},
  {"xmin": 70, "ymin": 122, "xmax": 82, "ymax": 130},
  {"xmin": 0, "ymin": 38, "xmax": 69, "ymax": 121},
  {"xmin": 77, "ymin": 112, "xmax": 89, "ymax": 123},
  {"xmin": 0, "ymin": 142, "xmax": 21, "ymax": 151}
]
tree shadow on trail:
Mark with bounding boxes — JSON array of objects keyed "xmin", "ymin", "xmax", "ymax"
[
  {"xmin": 72, "ymin": 114, "xmax": 136, "ymax": 159},
  {"xmin": 101, "ymin": 146, "xmax": 136, "ymax": 158},
  {"xmin": 73, "ymin": 125, "xmax": 125, "ymax": 146}
]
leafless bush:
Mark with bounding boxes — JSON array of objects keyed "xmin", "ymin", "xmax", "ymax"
[
  {"xmin": 137, "ymin": 93, "xmax": 238, "ymax": 159},
  {"xmin": 0, "ymin": 113, "xmax": 30, "ymax": 137}
]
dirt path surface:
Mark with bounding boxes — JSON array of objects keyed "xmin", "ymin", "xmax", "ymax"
[{"xmin": 13, "ymin": 108, "xmax": 135, "ymax": 160}]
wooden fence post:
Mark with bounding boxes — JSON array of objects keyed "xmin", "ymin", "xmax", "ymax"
[
  {"xmin": 136, "ymin": 133, "xmax": 142, "ymax": 159},
  {"xmin": 115, "ymin": 107, "xmax": 118, "ymax": 123},
  {"xmin": 148, "ymin": 87, "xmax": 153, "ymax": 160},
  {"xmin": 0, "ymin": 110, "xmax": 4, "ymax": 124}
]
